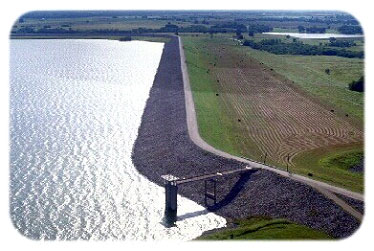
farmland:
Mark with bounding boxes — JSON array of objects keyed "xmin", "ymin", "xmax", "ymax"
[{"xmin": 182, "ymin": 34, "xmax": 364, "ymax": 192}]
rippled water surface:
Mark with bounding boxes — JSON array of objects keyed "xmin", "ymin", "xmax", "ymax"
[{"xmin": 10, "ymin": 39, "xmax": 226, "ymax": 240}]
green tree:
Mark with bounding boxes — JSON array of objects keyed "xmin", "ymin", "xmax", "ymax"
[{"xmin": 349, "ymin": 76, "xmax": 364, "ymax": 92}]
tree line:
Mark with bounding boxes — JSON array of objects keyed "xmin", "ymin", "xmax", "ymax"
[
  {"xmin": 298, "ymin": 26, "xmax": 326, "ymax": 33},
  {"xmin": 337, "ymin": 25, "xmax": 363, "ymax": 34},
  {"xmin": 328, "ymin": 37, "xmax": 356, "ymax": 48},
  {"xmin": 242, "ymin": 39, "xmax": 364, "ymax": 59},
  {"xmin": 12, "ymin": 22, "xmax": 274, "ymax": 37}
]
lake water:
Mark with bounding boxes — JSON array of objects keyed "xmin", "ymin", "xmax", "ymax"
[
  {"xmin": 9, "ymin": 39, "xmax": 226, "ymax": 240},
  {"xmin": 263, "ymin": 32, "xmax": 364, "ymax": 39}
]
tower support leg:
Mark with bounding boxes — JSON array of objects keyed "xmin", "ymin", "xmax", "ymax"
[{"xmin": 165, "ymin": 182, "xmax": 178, "ymax": 225}]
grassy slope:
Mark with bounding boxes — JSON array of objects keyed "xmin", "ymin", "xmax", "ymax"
[
  {"xmin": 183, "ymin": 35, "xmax": 242, "ymax": 156},
  {"xmin": 182, "ymin": 34, "xmax": 364, "ymax": 192},
  {"xmin": 293, "ymin": 143, "xmax": 364, "ymax": 192},
  {"xmin": 197, "ymin": 217, "xmax": 332, "ymax": 240}
]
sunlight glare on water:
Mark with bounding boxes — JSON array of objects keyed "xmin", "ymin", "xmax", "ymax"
[{"xmin": 9, "ymin": 39, "xmax": 226, "ymax": 240}]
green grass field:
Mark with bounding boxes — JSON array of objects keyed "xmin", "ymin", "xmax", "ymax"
[
  {"xmin": 183, "ymin": 35, "xmax": 243, "ymax": 157},
  {"xmin": 293, "ymin": 144, "xmax": 364, "ymax": 192},
  {"xmin": 235, "ymin": 45, "xmax": 364, "ymax": 122},
  {"xmin": 197, "ymin": 216, "xmax": 332, "ymax": 240},
  {"xmin": 182, "ymin": 34, "xmax": 364, "ymax": 192}
]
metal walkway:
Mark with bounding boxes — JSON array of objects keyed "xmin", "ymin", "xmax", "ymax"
[
  {"xmin": 162, "ymin": 165, "xmax": 255, "ymax": 185},
  {"xmin": 161, "ymin": 166, "xmax": 256, "ymax": 225}
]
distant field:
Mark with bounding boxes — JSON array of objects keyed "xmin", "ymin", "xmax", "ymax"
[
  {"xmin": 13, "ymin": 17, "xmax": 195, "ymax": 31},
  {"xmin": 10, "ymin": 33, "xmax": 171, "ymax": 43},
  {"xmin": 182, "ymin": 34, "xmax": 364, "ymax": 192},
  {"xmin": 72, "ymin": 20, "xmax": 168, "ymax": 30},
  {"xmin": 132, "ymin": 36, "xmax": 171, "ymax": 43}
]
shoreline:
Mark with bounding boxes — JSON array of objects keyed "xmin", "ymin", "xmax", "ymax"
[{"xmin": 131, "ymin": 36, "xmax": 362, "ymax": 238}]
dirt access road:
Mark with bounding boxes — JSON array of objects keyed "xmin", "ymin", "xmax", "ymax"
[{"xmin": 178, "ymin": 36, "xmax": 363, "ymax": 220}]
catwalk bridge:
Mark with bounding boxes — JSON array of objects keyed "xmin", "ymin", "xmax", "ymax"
[{"xmin": 161, "ymin": 166, "xmax": 256, "ymax": 224}]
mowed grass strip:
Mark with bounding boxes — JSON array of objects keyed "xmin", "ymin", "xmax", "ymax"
[
  {"xmin": 183, "ymin": 36, "xmax": 242, "ymax": 156},
  {"xmin": 196, "ymin": 216, "xmax": 332, "ymax": 240}
]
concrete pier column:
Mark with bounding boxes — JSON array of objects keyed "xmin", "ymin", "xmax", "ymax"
[{"xmin": 164, "ymin": 182, "xmax": 178, "ymax": 225}]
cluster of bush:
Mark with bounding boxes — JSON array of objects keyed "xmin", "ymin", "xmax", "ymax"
[
  {"xmin": 247, "ymin": 24, "xmax": 273, "ymax": 36},
  {"xmin": 328, "ymin": 38, "xmax": 356, "ymax": 48},
  {"xmin": 298, "ymin": 25, "xmax": 326, "ymax": 33},
  {"xmin": 348, "ymin": 76, "xmax": 364, "ymax": 92},
  {"xmin": 119, "ymin": 36, "xmax": 132, "ymax": 41},
  {"xmin": 337, "ymin": 25, "xmax": 363, "ymax": 34},
  {"xmin": 242, "ymin": 39, "xmax": 364, "ymax": 58},
  {"xmin": 296, "ymin": 25, "xmax": 363, "ymax": 35},
  {"xmin": 245, "ymin": 15, "xmax": 359, "ymax": 26},
  {"xmin": 211, "ymin": 22, "xmax": 247, "ymax": 32}
]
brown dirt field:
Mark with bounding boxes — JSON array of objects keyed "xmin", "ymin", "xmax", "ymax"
[{"xmin": 207, "ymin": 45, "xmax": 363, "ymax": 168}]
